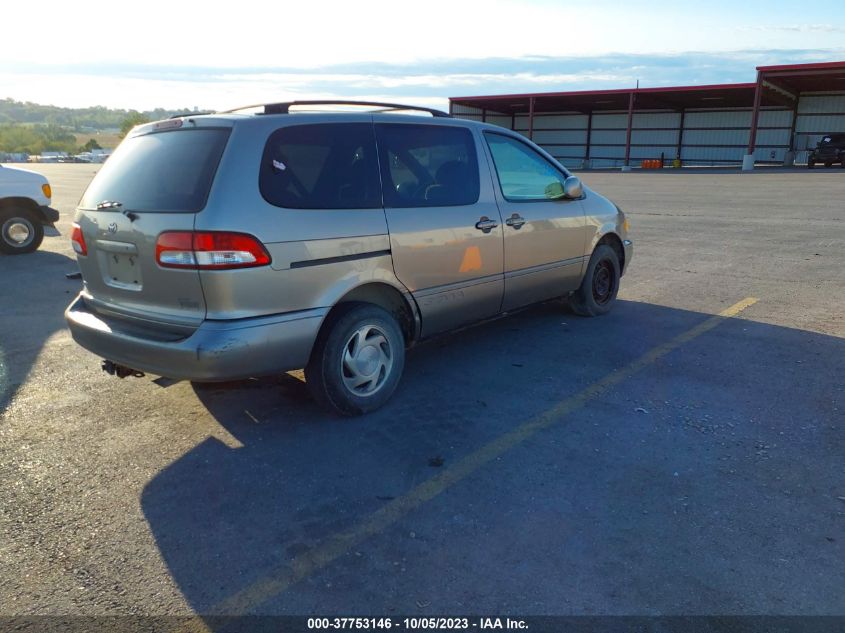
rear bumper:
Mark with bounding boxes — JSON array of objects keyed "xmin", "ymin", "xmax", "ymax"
[
  {"xmin": 622, "ymin": 239, "xmax": 633, "ymax": 275},
  {"xmin": 64, "ymin": 294, "xmax": 328, "ymax": 381},
  {"xmin": 810, "ymin": 152, "xmax": 841, "ymax": 162}
]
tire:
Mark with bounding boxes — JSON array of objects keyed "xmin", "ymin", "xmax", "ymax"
[
  {"xmin": 568, "ymin": 244, "xmax": 621, "ymax": 317},
  {"xmin": 305, "ymin": 303, "xmax": 406, "ymax": 416},
  {"xmin": 825, "ymin": 162, "xmax": 833, "ymax": 168},
  {"xmin": 0, "ymin": 209, "xmax": 44, "ymax": 255},
  {"xmin": 808, "ymin": 161, "xmax": 815, "ymax": 169}
]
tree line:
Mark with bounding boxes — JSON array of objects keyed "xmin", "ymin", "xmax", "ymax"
[
  {"xmin": 0, "ymin": 98, "xmax": 195, "ymax": 131},
  {"xmin": 0, "ymin": 99, "xmax": 201, "ymax": 155}
]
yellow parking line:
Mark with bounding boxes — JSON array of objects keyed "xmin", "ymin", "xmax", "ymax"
[{"xmin": 189, "ymin": 296, "xmax": 758, "ymax": 621}]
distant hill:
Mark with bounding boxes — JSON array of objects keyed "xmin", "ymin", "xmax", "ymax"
[
  {"xmin": 0, "ymin": 98, "xmax": 204, "ymax": 131},
  {"xmin": 0, "ymin": 98, "xmax": 208, "ymax": 155}
]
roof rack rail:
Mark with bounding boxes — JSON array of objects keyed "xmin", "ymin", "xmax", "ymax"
[{"xmin": 221, "ymin": 100, "xmax": 451, "ymax": 118}]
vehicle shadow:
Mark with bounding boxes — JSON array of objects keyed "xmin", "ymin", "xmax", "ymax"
[
  {"xmin": 0, "ymin": 250, "xmax": 80, "ymax": 414},
  {"xmin": 141, "ymin": 300, "xmax": 844, "ymax": 620}
]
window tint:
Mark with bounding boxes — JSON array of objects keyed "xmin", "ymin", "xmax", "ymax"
[
  {"xmin": 484, "ymin": 132, "xmax": 566, "ymax": 202},
  {"xmin": 80, "ymin": 129, "xmax": 229, "ymax": 213},
  {"xmin": 260, "ymin": 123, "xmax": 381, "ymax": 209},
  {"xmin": 376, "ymin": 124, "xmax": 479, "ymax": 208}
]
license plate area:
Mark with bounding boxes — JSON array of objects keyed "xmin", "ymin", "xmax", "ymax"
[{"xmin": 100, "ymin": 251, "xmax": 143, "ymax": 290}]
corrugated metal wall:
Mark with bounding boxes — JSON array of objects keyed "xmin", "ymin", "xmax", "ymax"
[
  {"xmin": 451, "ymin": 91, "xmax": 845, "ymax": 168},
  {"xmin": 794, "ymin": 93, "xmax": 845, "ymax": 163},
  {"xmin": 514, "ymin": 113, "xmax": 589, "ymax": 166}
]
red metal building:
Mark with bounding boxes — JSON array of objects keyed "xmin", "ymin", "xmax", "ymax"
[{"xmin": 449, "ymin": 61, "xmax": 845, "ymax": 170}]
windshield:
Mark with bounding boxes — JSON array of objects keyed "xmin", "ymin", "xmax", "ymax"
[{"xmin": 80, "ymin": 128, "xmax": 230, "ymax": 213}]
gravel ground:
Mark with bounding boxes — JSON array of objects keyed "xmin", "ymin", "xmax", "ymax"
[{"xmin": 0, "ymin": 164, "xmax": 842, "ymax": 617}]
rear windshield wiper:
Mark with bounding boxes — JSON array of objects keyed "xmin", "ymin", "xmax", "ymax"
[{"xmin": 96, "ymin": 200, "xmax": 123, "ymax": 210}]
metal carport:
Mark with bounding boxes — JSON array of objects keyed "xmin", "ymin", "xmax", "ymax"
[{"xmin": 449, "ymin": 60, "xmax": 845, "ymax": 170}]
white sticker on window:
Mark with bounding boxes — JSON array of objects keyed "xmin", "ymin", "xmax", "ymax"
[{"xmin": 272, "ymin": 159, "xmax": 286, "ymax": 171}]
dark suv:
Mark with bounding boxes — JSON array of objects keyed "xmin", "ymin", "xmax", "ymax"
[{"xmin": 808, "ymin": 134, "xmax": 845, "ymax": 168}]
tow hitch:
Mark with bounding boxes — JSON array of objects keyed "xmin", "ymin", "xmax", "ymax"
[{"xmin": 101, "ymin": 360, "xmax": 145, "ymax": 379}]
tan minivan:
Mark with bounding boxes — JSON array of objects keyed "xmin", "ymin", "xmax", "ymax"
[{"xmin": 65, "ymin": 101, "xmax": 633, "ymax": 415}]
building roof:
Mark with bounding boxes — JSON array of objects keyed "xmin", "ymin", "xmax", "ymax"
[
  {"xmin": 757, "ymin": 60, "xmax": 845, "ymax": 96},
  {"xmin": 450, "ymin": 61, "xmax": 845, "ymax": 115}
]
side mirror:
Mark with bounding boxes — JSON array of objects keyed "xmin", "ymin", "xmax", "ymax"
[{"xmin": 563, "ymin": 176, "xmax": 583, "ymax": 199}]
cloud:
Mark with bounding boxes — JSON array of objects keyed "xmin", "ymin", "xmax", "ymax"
[
  {"xmin": 736, "ymin": 24, "xmax": 845, "ymax": 33},
  {"xmin": 2, "ymin": 48, "xmax": 844, "ymax": 111}
]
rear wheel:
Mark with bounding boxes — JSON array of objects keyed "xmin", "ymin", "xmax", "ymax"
[
  {"xmin": 568, "ymin": 244, "xmax": 621, "ymax": 317},
  {"xmin": 305, "ymin": 303, "xmax": 405, "ymax": 416},
  {"xmin": 0, "ymin": 209, "xmax": 44, "ymax": 255}
]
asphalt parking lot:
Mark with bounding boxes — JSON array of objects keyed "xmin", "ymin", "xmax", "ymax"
[{"xmin": 1, "ymin": 164, "xmax": 843, "ymax": 618}]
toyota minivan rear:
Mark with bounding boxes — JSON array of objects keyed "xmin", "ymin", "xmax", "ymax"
[{"xmin": 65, "ymin": 116, "xmax": 326, "ymax": 380}]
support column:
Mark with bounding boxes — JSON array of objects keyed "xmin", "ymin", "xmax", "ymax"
[
  {"xmin": 584, "ymin": 111, "xmax": 593, "ymax": 168},
  {"xmin": 676, "ymin": 109, "xmax": 685, "ymax": 165},
  {"xmin": 784, "ymin": 100, "xmax": 799, "ymax": 166},
  {"xmin": 528, "ymin": 97, "xmax": 535, "ymax": 141},
  {"xmin": 448, "ymin": 100, "xmax": 454, "ymax": 116},
  {"xmin": 788, "ymin": 102, "xmax": 798, "ymax": 149},
  {"xmin": 744, "ymin": 72, "xmax": 763, "ymax": 171},
  {"xmin": 622, "ymin": 91, "xmax": 635, "ymax": 171},
  {"xmin": 481, "ymin": 109, "xmax": 487, "ymax": 123}
]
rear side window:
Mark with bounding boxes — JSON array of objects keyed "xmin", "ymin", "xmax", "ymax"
[
  {"xmin": 260, "ymin": 123, "xmax": 381, "ymax": 209},
  {"xmin": 376, "ymin": 124, "xmax": 479, "ymax": 208},
  {"xmin": 80, "ymin": 129, "xmax": 230, "ymax": 213}
]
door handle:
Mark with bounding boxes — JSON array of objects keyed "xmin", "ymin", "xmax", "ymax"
[
  {"xmin": 475, "ymin": 217, "xmax": 499, "ymax": 233},
  {"xmin": 505, "ymin": 213, "xmax": 526, "ymax": 229}
]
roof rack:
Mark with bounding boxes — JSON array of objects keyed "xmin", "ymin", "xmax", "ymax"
[{"xmin": 221, "ymin": 100, "xmax": 451, "ymax": 118}]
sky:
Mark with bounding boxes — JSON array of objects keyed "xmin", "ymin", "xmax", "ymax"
[{"xmin": 2, "ymin": 0, "xmax": 845, "ymax": 112}]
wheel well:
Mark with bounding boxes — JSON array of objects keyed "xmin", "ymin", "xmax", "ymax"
[
  {"xmin": 596, "ymin": 233, "xmax": 625, "ymax": 272},
  {"xmin": 0, "ymin": 197, "xmax": 40, "ymax": 220},
  {"xmin": 332, "ymin": 283, "xmax": 417, "ymax": 344}
]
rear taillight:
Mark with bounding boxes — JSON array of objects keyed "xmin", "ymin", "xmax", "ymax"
[
  {"xmin": 155, "ymin": 231, "xmax": 271, "ymax": 270},
  {"xmin": 70, "ymin": 223, "xmax": 87, "ymax": 256}
]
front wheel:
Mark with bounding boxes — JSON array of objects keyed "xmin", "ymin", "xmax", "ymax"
[
  {"xmin": 0, "ymin": 209, "xmax": 44, "ymax": 255},
  {"xmin": 568, "ymin": 244, "xmax": 621, "ymax": 317},
  {"xmin": 305, "ymin": 303, "xmax": 406, "ymax": 416}
]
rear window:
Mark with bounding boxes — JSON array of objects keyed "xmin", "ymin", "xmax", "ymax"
[
  {"xmin": 375, "ymin": 124, "xmax": 479, "ymax": 208},
  {"xmin": 259, "ymin": 123, "xmax": 381, "ymax": 209},
  {"xmin": 80, "ymin": 128, "xmax": 229, "ymax": 213}
]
